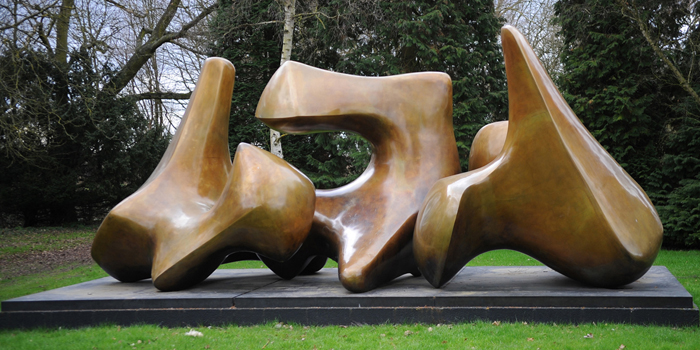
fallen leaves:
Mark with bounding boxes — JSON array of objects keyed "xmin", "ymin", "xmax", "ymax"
[
  {"xmin": 583, "ymin": 333, "xmax": 594, "ymax": 339},
  {"xmin": 492, "ymin": 321, "xmax": 501, "ymax": 326}
]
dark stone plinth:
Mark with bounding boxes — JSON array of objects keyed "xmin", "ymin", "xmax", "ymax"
[{"xmin": 1, "ymin": 266, "xmax": 697, "ymax": 329}]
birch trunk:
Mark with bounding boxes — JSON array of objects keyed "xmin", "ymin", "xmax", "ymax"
[{"xmin": 270, "ymin": 0, "xmax": 296, "ymax": 158}]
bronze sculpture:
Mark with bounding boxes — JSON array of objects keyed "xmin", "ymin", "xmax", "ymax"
[
  {"xmin": 91, "ymin": 58, "xmax": 316, "ymax": 291},
  {"xmin": 255, "ymin": 62, "xmax": 462, "ymax": 292},
  {"xmin": 413, "ymin": 25, "xmax": 663, "ymax": 288},
  {"xmin": 91, "ymin": 25, "xmax": 662, "ymax": 293}
]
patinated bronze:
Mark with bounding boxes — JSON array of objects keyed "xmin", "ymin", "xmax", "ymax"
[
  {"xmin": 413, "ymin": 26, "xmax": 663, "ymax": 288},
  {"xmin": 255, "ymin": 62, "xmax": 462, "ymax": 292},
  {"xmin": 468, "ymin": 120, "xmax": 508, "ymax": 171},
  {"xmin": 91, "ymin": 58, "xmax": 316, "ymax": 291}
]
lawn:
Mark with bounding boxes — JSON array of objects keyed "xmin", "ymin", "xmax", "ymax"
[{"xmin": 0, "ymin": 227, "xmax": 698, "ymax": 349}]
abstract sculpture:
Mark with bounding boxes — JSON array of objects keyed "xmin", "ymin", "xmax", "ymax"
[
  {"xmin": 412, "ymin": 25, "xmax": 663, "ymax": 288},
  {"xmin": 91, "ymin": 58, "xmax": 316, "ymax": 291},
  {"xmin": 91, "ymin": 25, "xmax": 663, "ymax": 294},
  {"xmin": 255, "ymin": 62, "xmax": 461, "ymax": 292}
]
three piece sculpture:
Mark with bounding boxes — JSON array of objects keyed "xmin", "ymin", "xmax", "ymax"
[{"xmin": 91, "ymin": 26, "xmax": 663, "ymax": 293}]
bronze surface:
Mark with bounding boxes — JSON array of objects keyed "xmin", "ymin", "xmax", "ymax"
[
  {"xmin": 413, "ymin": 26, "xmax": 663, "ymax": 288},
  {"xmin": 91, "ymin": 58, "xmax": 316, "ymax": 291},
  {"xmin": 468, "ymin": 120, "xmax": 508, "ymax": 171},
  {"xmin": 256, "ymin": 62, "xmax": 461, "ymax": 292}
]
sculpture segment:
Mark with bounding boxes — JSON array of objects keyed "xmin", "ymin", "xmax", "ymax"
[
  {"xmin": 256, "ymin": 62, "xmax": 461, "ymax": 292},
  {"xmin": 91, "ymin": 58, "xmax": 316, "ymax": 291},
  {"xmin": 468, "ymin": 120, "xmax": 508, "ymax": 171},
  {"xmin": 413, "ymin": 26, "xmax": 663, "ymax": 288}
]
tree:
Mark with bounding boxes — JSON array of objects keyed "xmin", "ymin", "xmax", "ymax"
[
  {"xmin": 0, "ymin": 48, "xmax": 169, "ymax": 225},
  {"xmin": 495, "ymin": 0, "xmax": 564, "ymax": 79},
  {"xmin": 554, "ymin": 0, "xmax": 700, "ymax": 247},
  {"xmin": 332, "ymin": 0, "xmax": 508, "ymax": 170},
  {"xmin": 1, "ymin": 0, "xmax": 217, "ymax": 161},
  {"xmin": 211, "ymin": 0, "xmax": 507, "ymax": 179},
  {"xmin": 0, "ymin": 0, "xmax": 217, "ymax": 225},
  {"xmin": 268, "ymin": 0, "xmax": 296, "ymax": 158},
  {"xmin": 208, "ymin": 0, "xmax": 377, "ymax": 188}
]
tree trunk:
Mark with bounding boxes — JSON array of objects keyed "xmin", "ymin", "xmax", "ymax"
[
  {"xmin": 55, "ymin": 0, "xmax": 74, "ymax": 69},
  {"xmin": 270, "ymin": 0, "xmax": 296, "ymax": 159}
]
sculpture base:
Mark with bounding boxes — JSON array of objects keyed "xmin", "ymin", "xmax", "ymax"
[{"xmin": 1, "ymin": 266, "xmax": 697, "ymax": 328}]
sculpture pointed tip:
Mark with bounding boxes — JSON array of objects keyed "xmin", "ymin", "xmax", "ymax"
[{"xmin": 501, "ymin": 24, "xmax": 516, "ymax": 33}]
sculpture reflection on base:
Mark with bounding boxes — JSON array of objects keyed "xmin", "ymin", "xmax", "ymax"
[
  {"xmin": 413, "ymin": 25, "xmax": 663, "ymax": 288},
  {"xmin": 91, "ymin": 58, "xmax": 316, "ymax": 291}
]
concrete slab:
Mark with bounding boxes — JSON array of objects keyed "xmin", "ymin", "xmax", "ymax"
[
  {"xmin": 235, "ymin": 266, "xmax": 694, "ymax": 309},
  {"xmin": 1, "ymin": 266, "xmax": 697, "ymax": 328},
  {"xmin": 2, "ymin": 269, "xmax": 280, "ymax": 311}
]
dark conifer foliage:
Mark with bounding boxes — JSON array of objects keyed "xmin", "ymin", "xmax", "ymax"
[
  {"xmin": 209, "ymin": 0, "xmax": 507, "ymax": 188},
  {"xmin": 0, "ymin": 48, "xmax": 170, "ymax": 226},
  {"xmin": 555, "ymin": 0, "xmax": 700, "ymax": 247}
]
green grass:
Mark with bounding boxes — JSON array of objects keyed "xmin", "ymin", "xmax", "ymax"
[
  {"xmin": 655, "ymin": 250, "xmax": 700, "ymax": 303},
  {"xmin": 0, "ymin": 227, "xmax": 698, "ymax": 348},
  {"xmin": 0, "ymin": 263, "xmax": 107, "ymax": 303},
  {"xmin": 219, "ymin": 259, "xmax": 339, "ymax": 269},
  {"xmin": 467, "ymin": 250, "xmax": 545, "ymax": 266},
  {"xmin": 0, "ymin": 320, "xmax": 698, "ymax": 349},
  {"xmin": 0, "ymin": 226, "xmax": 95, "ymax": 256}
]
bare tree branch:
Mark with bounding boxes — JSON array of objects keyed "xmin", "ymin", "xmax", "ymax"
[
  {"xmin": 617, "ymin": 0, "xmax": 700, "ymax": 108},
  {"xmin": 105, "ymin": 0, "xmax": 217, "ymax": 95},
  {"xmin": 0, "ymin": 1, "xmax": 60, "ymax": 31},
  {"xmin": 129, "ymin": 91, "xmax": 192, "ymax": 100},
  {"xmin": 155, "ymin": 2, "xmax": 218, "ymax": 45},
  {"xmin": 104, "ymin": 0, "xmax": 145, "ymax": 18},
  {"xmin": 168, "ymin": 40, "xmax": 208, "ymax": 56}
]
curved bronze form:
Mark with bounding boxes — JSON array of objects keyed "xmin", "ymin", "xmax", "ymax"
[
  {"xmin": 91, "ymin": 58, "xmax": 316, "ymax": 291},
  {"xmin": 468, "ymin": 120, "xmax": 508, "ymax": 171},
  {"xmin": 256, "ymin": 62, "xmax": 461, "ymax": 292},
  {"xmin": 414, "ymin": 26, "xmax": 663, "ymax": 288}
]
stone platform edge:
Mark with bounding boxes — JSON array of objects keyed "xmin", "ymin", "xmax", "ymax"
[
  {"xmin": 1, "ymin": 305, "xmax": 698, "ymax": 329},
  {"xmin": 1, "ymin": 266, "xmax": 698, "ymax": 328}
]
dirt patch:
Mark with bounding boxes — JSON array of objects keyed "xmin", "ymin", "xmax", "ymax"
[
  {"xmin": 0, "ymin": 227, "xmax": 96, "ymax": 281},
  {"xmin": 0, "ymin": 242, "xmax": 94, "ymax": 280}
]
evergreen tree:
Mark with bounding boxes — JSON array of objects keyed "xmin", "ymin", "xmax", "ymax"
[
  {"xmin": 328, "ymin": 0, "xmax": 507, "ymax": 170},
  {"xmin": 208, "ymin": 0, "xmax": 366, "ymax": 188},
  {"xmin": 554, "ymin": 0, "xmax": 700, "ymax": 247},
  {"xmin": 0, "ymin": 48, "xmax": 169, "ymax": 226},
  {"xmin": 209, "ymin": 0, "xmax": 507, "ymax": 181}
]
